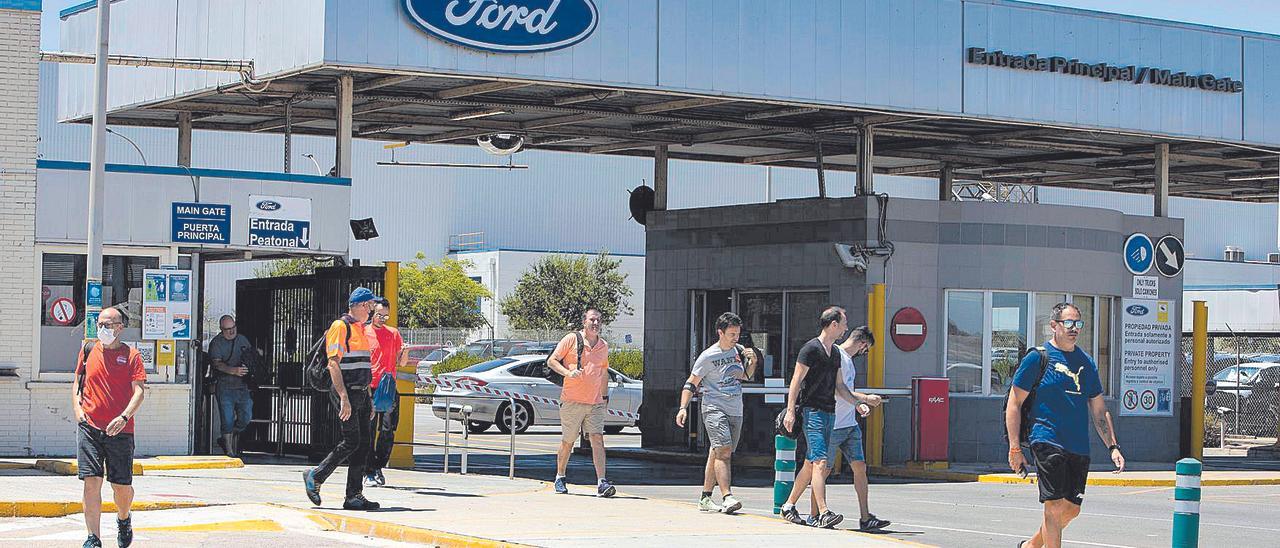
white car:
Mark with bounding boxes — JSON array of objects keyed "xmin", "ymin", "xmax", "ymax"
[
  {"xmin": 416, "ymin": 347, "xmax": 456, "ymax": 378},
  {"xmin": 427, "ymin": 354, "xmax": 642, "ymax": 434}
]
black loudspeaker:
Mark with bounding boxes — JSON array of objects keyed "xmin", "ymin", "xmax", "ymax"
[
  {"xmin": 628, "ymin": 185, "xmax": 656, "ymax": 226},
  {"xmin": 350, "ymin": 218, "xmax": 379, "ymax": 240}
]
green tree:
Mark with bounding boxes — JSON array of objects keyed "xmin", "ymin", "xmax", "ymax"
[
  {"xmin": 499, "ymin": 253, "xmax": 633, "ymax": 331},
  {"xmin": 253, "ymin": 257, "xmax": 318, "ymax": 278},
  {"xmin": 398, "ymin": 254, "xmax": 491, "ymax": 329}
]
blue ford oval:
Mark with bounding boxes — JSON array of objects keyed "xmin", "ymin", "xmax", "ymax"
[
  {"xmin": 1126, "ymin": 305, "xmax": 1149, "ymax": 316},
  {"xmin": 256, "ymin": 200, "xmax": 282, "ymax": 211},
  {"xmin": 403, "ymin": 0, "xmax": 599, "ymax": 53}
]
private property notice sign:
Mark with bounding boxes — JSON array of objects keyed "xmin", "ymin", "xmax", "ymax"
[
  {"xmin": 171, "ymin": 202, "xmax": 230, "ymax": 244},
  {"xmin": 247, "ymin": 195, "xmax": 312, "ymax": 249},
  {"xmin": 1119, "ymin": 299, "xmax": 1176, "ymax": 417}
]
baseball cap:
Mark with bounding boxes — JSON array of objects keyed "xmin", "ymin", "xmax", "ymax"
[{"xmin": 349, "ymin": 287, "xmax": 378, "ymax": 306}]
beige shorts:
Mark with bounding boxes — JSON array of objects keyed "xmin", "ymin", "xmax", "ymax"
[{"xmin": 560, "ymin": 401, "xmax": 606, "ymax": 442}]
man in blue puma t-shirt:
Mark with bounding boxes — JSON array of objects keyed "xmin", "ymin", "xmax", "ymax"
[{"xmin": 1006, "ymin": 302, "xmax": 1126, "ymax": 548}]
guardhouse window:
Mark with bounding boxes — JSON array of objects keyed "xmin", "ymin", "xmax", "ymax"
[
  {"xmin": 39, "ymin": 252, "xmax": 159, "ymax": 374},
  {"xmin": 945, "ymin": 290, "xmax": 1113, "ymax": 396}
]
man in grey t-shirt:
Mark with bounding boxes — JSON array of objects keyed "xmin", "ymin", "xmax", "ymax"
[
  {"xmin": 208, "ymin": 315, "xmax": 254, "ymax": 456},
  {"xmin": 676, "ymin": 312, "xmax": 757, "ymax": 514}
]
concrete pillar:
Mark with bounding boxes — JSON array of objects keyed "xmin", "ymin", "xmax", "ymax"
[
  {"xmin": 654, "ymin": 144, "xmax": 669, "ymax": 210},
  {"xmin": 177, "ymin": 111, "xmax": 192, "ymax": 166},
  {"xmin": 1154, "ymin": 143, "xmax": 1170, "ymax": 217},
  {"xmin": 857, "ymin": 125, "xmax": 875, "ymax": 195},
  {"xmin": 336, "ymin": 74, "xmax": 354, "ymax": 177},
  {"xmin": 939, "ymin": 163, "xmax": 954, "ymax": 201},
  {"xmin": 815, "ymin": 139, "xmax": 827, "ymax": 198}
]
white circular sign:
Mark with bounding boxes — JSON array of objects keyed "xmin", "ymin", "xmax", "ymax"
[{"xmin": 50, "ymin": 298, "xmax": 76, "ymax": 326}]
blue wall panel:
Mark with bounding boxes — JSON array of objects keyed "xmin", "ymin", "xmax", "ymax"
[{"xmin": 1244, "ymin": 37, "xmax": 1280, "ymax": 144}]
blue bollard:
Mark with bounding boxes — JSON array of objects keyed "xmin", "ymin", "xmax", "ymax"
[
  {"xmin": 773, "ymin": 435, "xmax": 796, "ymax": 514},
  {"xmin": 1172, "ymin": 458, "xmax": 1201, "ymax": 548}
]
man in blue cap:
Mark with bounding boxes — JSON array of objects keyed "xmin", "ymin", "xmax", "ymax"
[{"xmin": 303, "ymin": 287, "xmax": 381, "ymax": 510}]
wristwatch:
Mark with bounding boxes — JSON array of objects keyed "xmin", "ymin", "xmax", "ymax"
[{"xmin": 1108, "ymin": 444, "xmax": 1120, "ymax": 452}]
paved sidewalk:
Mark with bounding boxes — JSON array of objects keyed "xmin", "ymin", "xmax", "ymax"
[{"xmin": 0, "ymin": 462, "xmax": 922, "ymax": 547}]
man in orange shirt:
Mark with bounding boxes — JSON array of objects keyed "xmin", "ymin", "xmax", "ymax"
[
  {"xmin": 303, "ymin": 287, "xmax": 380, "ymax": 510},
  {"xmin": 364, "ymin": 299, "xmax": 408, "ymax": 488},
  {"xmin": 547, "ymin": 308, "xmax": 615, "ymax": 497},
  {"xmin": 72, "ymin": 307, "xmax": 146, "ymax": 548}
]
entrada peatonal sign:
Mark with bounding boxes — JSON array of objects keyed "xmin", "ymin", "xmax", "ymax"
[
  {"xmin": 966, "ymin": 47, "xmax": 1243, "ymax": 93},
  {"xmin": 403, "ymin": 0, "xmax": 599, "ymax": 53}
]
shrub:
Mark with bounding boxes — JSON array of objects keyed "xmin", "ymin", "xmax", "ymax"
[
  {"xmin": 433, "ymin": 352, "xmax": 487, "ymax": 376},
  {"xmin": 610, "ymin": 349, "xmax": 644, "ymax": 380}
]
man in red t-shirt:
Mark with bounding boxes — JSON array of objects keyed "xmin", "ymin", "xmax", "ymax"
[
  {"xmin": 364, "ymin": 299, "xmax": 407, "ymax": 488},
  {"xmin": 72, "ymin": 307, "xmax": 146, "ymax": 548}
]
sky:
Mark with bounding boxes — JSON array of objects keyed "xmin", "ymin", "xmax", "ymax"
[{"xmin": 38, "ymin": 0, "xmax": 1280, "ymax": 50}]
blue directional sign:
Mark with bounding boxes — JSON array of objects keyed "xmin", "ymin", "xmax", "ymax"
[
  {"xmin": 1124, "ymin": 233, "xmax": 1154, "ymax": 275},
  {"xmin": 171, "ymin": 202, "xmax": 231, "ymax": 245},
  {"xmin": 248, "ymin": 218, "xmax": 311, "ymax": 249}
]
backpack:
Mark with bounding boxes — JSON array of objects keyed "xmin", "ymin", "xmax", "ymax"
[
  {"xmin": 544, "ymin": 332, "xmax": 586, "ymax": 386},
  {"xmin": 305, "ymin": 320, "xmax": 351, "ymax": 393},
  {"xmin": 1003, "ymin": 346, "xmax": 1049, "ymax": 447},
  {"xmin": 75, "ymin": 340, "xmax": 97, "ymax": 398}
]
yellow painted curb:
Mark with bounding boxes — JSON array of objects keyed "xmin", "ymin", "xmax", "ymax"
[
  {"xmin": 299, "ymin": 507, "xmax": 533, "ymax": 547},
  {"xmin": 0, "ymin": 500, "xmax": 207, "ymax": 518},
  {"xmin": 137, "ymin": 519, "xmax": 283, "ymax": 533},
  {"xmin": 0, "ymin": 461, "xmax": 35, "ymax": 470},
  {"xmin": 138, "ymin": 458, "xmax": 244, "ymax": 471},
  {"xmin": 35, "ymin": 459, "xmax": 144, "ymax": 476},
  {"xmin": 872, "ymin": 466, "xmax": 1280, "ymax": 487}
]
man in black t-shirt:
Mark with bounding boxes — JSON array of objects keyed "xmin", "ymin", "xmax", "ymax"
[{"xmin": 779, "ymin": 306, "xmax": 848, "ymax": 529}]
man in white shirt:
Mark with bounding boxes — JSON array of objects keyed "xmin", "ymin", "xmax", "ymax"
[{"xmin": 832, "ymin": 325, "xmax": 890, "ymax": 531}]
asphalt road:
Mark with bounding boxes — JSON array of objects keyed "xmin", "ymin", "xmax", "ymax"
[{"xmin": 410, "ymin": 407, "xmax": 1280, "ymax": 548}]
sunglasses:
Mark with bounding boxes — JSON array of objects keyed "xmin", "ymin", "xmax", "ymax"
[
  {"xmin": 1055, "ymin": 319, "xmax": 1086, "ymax": 330},
  {"xmin": 373, "ymin": 313, "xmax": 390, "ymax": 319}
]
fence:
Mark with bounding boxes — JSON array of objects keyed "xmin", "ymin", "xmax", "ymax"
[
  {"xmin": 400, "ymin": 327, "xmax": 642, "ymax": 350},
  {"xmin": 401, "ymin": 328, "xmax": 475, "ymax": 347},
  {"xmin": 1181, "ymin": 333, "xmax": 1280, "ymax": 446}
]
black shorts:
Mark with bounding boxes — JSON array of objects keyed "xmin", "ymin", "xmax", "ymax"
[
  {"xmin": 77, "ymin": 421, "xmax": 135, "ymax": 485},
  {"xmin": 1031, "ymin": 442, "xmax": 1089, "ymax": 506}
]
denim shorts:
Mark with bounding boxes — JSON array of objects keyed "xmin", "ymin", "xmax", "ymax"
[
  {"xmin": 830, "ymin": 423, "xmax": 865, "ymax": 462},
  {"xmin": 802, "ymin": 408, "xmax": 835, "ymax": 462}
]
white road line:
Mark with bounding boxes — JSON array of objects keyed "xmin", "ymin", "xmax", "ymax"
[
  {"xmin": 895, "ymin": 522, "xmax": 1137, "ymax": 548},
  {"xmin": 909, "ymin": 499, "xmax": 1280, "ymax": 533}
]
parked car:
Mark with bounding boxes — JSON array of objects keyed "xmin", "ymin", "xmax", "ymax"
[
  {"xmin": 405, "ymin": 344, "xmax": 443, "ymax": 364},
  {"xmin": 459, "ymin": 339, "xmax": 533, "ymax": 359},
  {"xmin": 1207, "ymin": 362, "xmax": 1280, "ymax": 436},
  {"xmin": 430, "ymin": 355, "xmax": 642, "ymax": 435},
  {"xmin": 416, "ymin": 346, "xmax": 456, "ymax": 378},
  {"xmin": 505, "ymin": 341, "xmax": 558, "ymax": 356},
  {"xmin": 1208, "ymin": 362, "xmax": 1280, "ymax": 400}
]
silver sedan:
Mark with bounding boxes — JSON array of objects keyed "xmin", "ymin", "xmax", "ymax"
[{"xmin": 425, "ymin": 354, "xmax": 643, "ymax": 434}]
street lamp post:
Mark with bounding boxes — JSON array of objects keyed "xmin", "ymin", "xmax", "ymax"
[{"xmin": 85, "ymin": 0, "xmax": 112, "ymax": 335}]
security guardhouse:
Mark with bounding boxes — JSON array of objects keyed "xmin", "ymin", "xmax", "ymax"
[{"xmin": 33, "ymin": 0, "xmax": 1280, "ymax": 465}]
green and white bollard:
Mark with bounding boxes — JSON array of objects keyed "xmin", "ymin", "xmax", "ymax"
[
  {"xmin": 1172, "ymin": 458, "xmax": 1202, "ymax": 548},
  {"xmin": 773, "ymin": 435, "xmax": 797, "ymax": 514}
]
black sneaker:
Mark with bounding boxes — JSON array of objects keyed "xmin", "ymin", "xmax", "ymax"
[
  {"xmin": 117, "ymin": 516, "xmax": 133, "ymax": 548},
  {"xmin": 859, "ymin": 514, "xmax": 890, "ymax": 531},
  {"xmin": 815, "ymin": 510, "xmax": 844, "ymax": 529},
  {"xmin": 303, "ymin": 469, "xmax": 322, "ymax": 506},
  {"xmin": 82, "ymin": 534, "xmax": 102, "ymax": 548},
  {"xmin": 780, "ymin": 506, "xmax": 805, "ymax": 525},
  {"xmin": 374, "ymin": 469, "xmax": 386, "ymax": 486},
  {"xmin": 342, "ymin": 494, "xmax": 381, "ymax": 510}
]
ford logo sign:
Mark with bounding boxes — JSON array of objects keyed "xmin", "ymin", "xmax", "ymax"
[
  {"xmin": 403, "ymin": 0, "xmax": 599, "ymax": 53},
  {"xmin": 1126, "ymin": 305, "xmax": 1149, "ymax": 316},
  {"xmin": 255, "ymin": 200, "xmax": 282, "ymax": 212}
]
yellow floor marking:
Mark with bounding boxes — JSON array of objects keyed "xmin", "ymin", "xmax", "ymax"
[{"xmin": 136, "ymin": 519, "xmax": 284, "ymax": 533}]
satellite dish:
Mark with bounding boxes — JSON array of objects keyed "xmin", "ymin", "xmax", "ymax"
[
  {"xmin": 628, "ymin": 185, "xmax": 656, "ymax": 226},
  {"xmin": 477, "ymin": 133, "xmax": 525, "ymax": 155}
]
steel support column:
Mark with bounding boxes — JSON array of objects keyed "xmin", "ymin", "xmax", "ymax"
[
  {"xmin": 939, "ymin": 163, "xmax": 954, "ymax": 201},
  {"xmin": 857, "ymin": 125, "xmax": 875, "ymax": 196},
  {"xmin": 654, "ymin": 144, "xmax": 669, "ymax": 210},
  {"xmin": 177, "ymin": 111, "xmax": 192, "ymax": 167},
  {"xmin": 1154, "ymin": 143, "xmax": 1170, "ymax": 217},
  {"xmin": 336, "ymin": 74, "xmax": 354, "ymax": 177}
]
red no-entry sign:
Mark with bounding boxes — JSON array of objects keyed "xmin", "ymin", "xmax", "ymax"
[{"xmin": 891, "ymin": 307, "xmax": 927, "ymax": 352}]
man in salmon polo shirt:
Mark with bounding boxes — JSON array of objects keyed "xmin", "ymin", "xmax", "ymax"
[
  {"xmin": 547, "ymin": 308, "xmax": 615, "ymax": 497},
  {"xmin": 72, "ymin": 306, "xmax": 147, "ymax": 548}
]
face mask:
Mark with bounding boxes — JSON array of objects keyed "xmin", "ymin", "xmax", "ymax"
[{"xmin": 97, "ymin": 327, "xmax": 117, "ymax": 346}]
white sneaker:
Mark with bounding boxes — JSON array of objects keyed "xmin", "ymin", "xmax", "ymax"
[
  {"xmin": 720, "ymin": 495, "xmax": 743, "ymax": 514},
  {"xmin": 698, "ymin": 495, "xmax": 721, "ymax": 512},
  {"xmin": 362, "ymin": 474, "xmax": 378, "ymax": 488}
]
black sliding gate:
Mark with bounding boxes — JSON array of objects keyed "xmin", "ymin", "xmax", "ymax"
[{"xmin": 203, "ymin": 266, "xmax": 385, "ymax": 461}]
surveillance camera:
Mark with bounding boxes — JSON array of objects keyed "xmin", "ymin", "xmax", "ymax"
[
  {"xmin": 477, "ymin": 133, "xmax": 525, "ymax": 156},
  {"xmin": 833, "ymin": 243, "xmax": 868, "ymax": 272}
]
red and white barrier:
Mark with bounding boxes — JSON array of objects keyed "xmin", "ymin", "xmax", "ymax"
[{"xmin": 401, "ymin": 372, "xmax": 640, "ymax": 421}]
